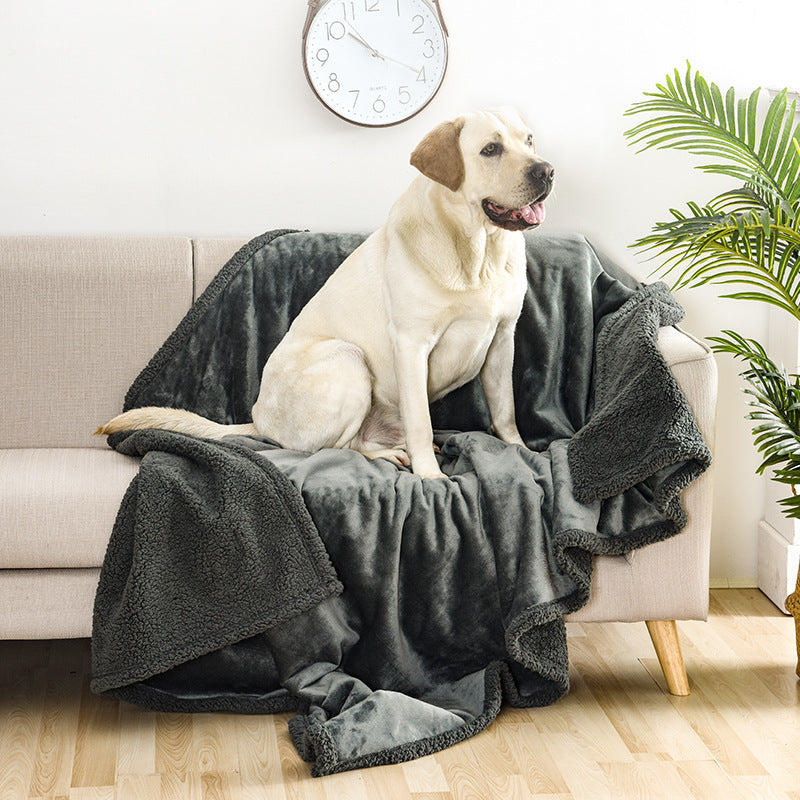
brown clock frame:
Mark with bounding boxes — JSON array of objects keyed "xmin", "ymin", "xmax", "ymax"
[{"xmin": 301, "ymin": 0, "xmax": 449, "ymax": 128}]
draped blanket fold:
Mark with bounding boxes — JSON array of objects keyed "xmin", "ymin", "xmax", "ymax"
[{"xmin": 91, "ymin": 230, "xmax": 711, "ymax": 776}]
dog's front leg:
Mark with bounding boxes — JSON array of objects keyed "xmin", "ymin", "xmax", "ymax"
[
  {"xmin": 392, "ymin": 334, "xmax": 446, "ymax": 479},
  {"xmin": 481, "ymin": 320, "xmax": 526, "ymax": 447}
]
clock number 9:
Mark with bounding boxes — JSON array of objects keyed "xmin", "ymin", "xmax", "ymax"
[{"xmin": 316, "ymin": 48, "xmax": 329, "ymax": 66}]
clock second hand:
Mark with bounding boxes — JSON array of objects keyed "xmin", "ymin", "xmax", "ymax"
[{"xmin": 380, "ymin": 53, "xmax": 418, "ymax": 74}]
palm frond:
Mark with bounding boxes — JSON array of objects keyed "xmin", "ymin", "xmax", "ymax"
[
  {"xmin": 628, "ymin": 67, "xmax": 800, "ymax": 522},
  {"xmin": 625, "ymin": 63, "xmax": 800, "ymax": 217},
  {"xmin": 709, "ymin": 332, "xmax": 800, "ymax": 517},
  {"xmin": 706, "ymin": 329, "xmax": 771, "ymax": 366},
  {"xmin": 636, "ymin": 206, "xmax": 800, "ymax": 318}
]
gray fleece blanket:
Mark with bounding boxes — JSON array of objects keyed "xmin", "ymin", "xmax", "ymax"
[{"xmin": 91, "ymin": 230, "xmax": 711, "ymax": 776}]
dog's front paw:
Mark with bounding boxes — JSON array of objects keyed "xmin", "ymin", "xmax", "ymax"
[
  {"xmin": 493, "ymin": 426, "xmax": 526, "ymax": 448},
  {"xmin": 411, "ymin": 453, "xmax": 448, "ymax": 480},
  {"xmin": 420, "ymin": 470, "xmax": 448, "ymax": 480}
]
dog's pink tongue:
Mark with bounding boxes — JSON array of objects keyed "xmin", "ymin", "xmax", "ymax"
[
  {"xmin": 521, "ymin": 202, "xmax": 546, "ymax": 225},
  {"xmin": 487, "ymin": 200, "xmax": 546, "ymax": 226}
]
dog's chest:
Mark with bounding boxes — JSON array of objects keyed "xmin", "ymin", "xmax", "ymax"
[
  {"xmin": 426, "ymin": 284, "xmax": 519, "ymax": 400},
  {"xmin": 427, "ymin": 320, "xmax": 492, "ymax": 394}
]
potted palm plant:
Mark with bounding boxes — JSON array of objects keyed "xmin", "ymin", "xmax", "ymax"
[{"xmin": 624, "ymin": 64, "xmax": 800, "ymax": 674}]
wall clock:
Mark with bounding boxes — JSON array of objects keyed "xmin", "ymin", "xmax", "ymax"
[{"xmin": 302, "ymin": 0, "xmax": 449, "ymax": 127}]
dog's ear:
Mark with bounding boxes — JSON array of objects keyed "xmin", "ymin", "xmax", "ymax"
[{"xmin": 410, "ymin": 119, "xmax": 465, "ymax": 193}]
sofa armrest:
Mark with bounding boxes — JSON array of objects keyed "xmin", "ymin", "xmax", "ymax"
[
  {"xmin": 657, "ymin": 325, "xmax": 718, "ymax": 453},
  {"xmin": 567, "ymin": 325, "xmax": 717, "ymax": 623}
]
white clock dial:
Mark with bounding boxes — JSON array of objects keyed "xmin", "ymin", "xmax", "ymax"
[{"xmin": 303, "ymin": 0, "xmax": 448, "ymax": 127}]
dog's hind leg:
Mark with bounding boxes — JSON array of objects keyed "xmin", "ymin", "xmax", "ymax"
[
  {"xmin": 361, "ymin": 447, "xmax": 411, "ymax": 468},
  {"xmin": 353, "ymin": 424, "xmax": 411, "ymax": 466},
  {"xmin": 352, "ymin": 404, "xmax": 411, "ymax": 467},
  {"xmin": 252, "ymin": 339, "xmax": 374, "ymax": 454}
]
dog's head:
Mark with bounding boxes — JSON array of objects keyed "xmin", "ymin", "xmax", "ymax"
[{"xmin": 410, "ymin": 109, "xmax": 554, "ymax": 231}]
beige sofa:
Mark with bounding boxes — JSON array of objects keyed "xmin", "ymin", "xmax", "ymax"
[{"xmin": 0, "ymin": 235, "xmax": 716, "ymax": 693}]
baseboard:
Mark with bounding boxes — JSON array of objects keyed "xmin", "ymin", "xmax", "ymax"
[
  {"xmin": 758, "ymin": 521, "xmax": 800, "ymax": 614},
  {"xmin": 709, "ymin": 578, "xmax": 759, "ymax": 590}
]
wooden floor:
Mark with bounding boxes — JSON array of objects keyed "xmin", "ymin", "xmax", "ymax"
[{"xmin": 1, "ymin": 589, "xmax": 798, "ymax": 800}]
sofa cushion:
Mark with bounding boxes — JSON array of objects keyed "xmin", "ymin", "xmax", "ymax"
[
  {"xmin": 0, "ymin": 448, "xmax": 140, "ymax": 568},
  {"xmin": 0, "ymin": 236, "xmax": 193, "ymax": 448}
]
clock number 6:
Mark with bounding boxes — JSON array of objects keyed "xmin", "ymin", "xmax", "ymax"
[{"xmin": 373, "ymin": 96, "xmax": 386, "ymax": 114}]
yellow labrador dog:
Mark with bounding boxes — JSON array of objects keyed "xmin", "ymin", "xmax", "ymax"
[{"xmin": 97, "ymin": 109, "xmax": 554, "ymax": 479}]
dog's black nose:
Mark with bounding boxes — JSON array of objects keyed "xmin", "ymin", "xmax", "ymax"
[{"xmin": 529, "ymin": 160, "xmax": 555, "ymax": 185}]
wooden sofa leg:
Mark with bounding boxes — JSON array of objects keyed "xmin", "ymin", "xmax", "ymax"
[{"xmin": 645, "ymin": 620, "xmax": 690, "ymax": 696}]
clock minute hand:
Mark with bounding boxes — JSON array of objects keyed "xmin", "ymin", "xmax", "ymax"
[{"xmin": 346, "ymin": 24, "xmax": 384, "ymax": 60}]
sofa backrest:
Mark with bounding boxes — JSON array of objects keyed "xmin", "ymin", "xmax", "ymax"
[
  {"xmin": 1, "ymin": 237, "xmax": 193, "ymax": 448},
  {"xmin": 193, "ymin": 238, "xmax": 248, "ymax": 300}
]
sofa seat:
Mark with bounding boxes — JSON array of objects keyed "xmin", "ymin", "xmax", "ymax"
[
  {"xmin": 0, "ymin": 569, "xmax": 101, "ymax": 639},
  {"xmin": 0, "ymin": 448, "xmax": 139, "ymax": 569}
]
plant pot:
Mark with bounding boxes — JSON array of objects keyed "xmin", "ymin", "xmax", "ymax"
[{"xmin": 786, "ymin": 561, "xmax": 800, "ymax": 679}]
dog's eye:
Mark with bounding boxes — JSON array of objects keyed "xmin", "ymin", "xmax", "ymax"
[
  {"xmin": 481, "ymin": 142, "xmax": 502, "ymax": 157},
  {"xmin": 526, "ymin": 134, "xmax": 534, "ymax": 147}
]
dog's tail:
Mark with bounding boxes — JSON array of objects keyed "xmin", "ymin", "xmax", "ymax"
[{"xmin": 94, "ymin": 407, "xmax": 258, "ymax": 439}]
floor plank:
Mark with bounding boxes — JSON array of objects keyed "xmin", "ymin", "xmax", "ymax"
[{"xmin": 0, "ymin": 590, "xmax": 797, "ymax": 799}]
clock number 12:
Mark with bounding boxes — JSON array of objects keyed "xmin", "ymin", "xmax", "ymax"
[{"xmin": 343, "ymin": 0, "xmax": 379, "ymax": 17}]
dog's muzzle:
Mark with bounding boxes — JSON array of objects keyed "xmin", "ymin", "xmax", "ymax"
[{"xmin": 482, "ymin": 160, "xmax": 555, "ymax": 232}]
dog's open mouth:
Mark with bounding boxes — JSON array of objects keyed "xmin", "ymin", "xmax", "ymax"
[{"xmin": 482, "ymin": 199, "xmax": 546, "ymax": 231}]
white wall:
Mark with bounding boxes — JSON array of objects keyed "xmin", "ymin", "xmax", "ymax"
[{"xmin": 2, "ymin": 0, "xmax": 798, "ymax": 581}]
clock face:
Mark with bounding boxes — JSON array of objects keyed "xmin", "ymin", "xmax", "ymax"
[{"xmin": 303, "ymin": 0, "xmax": 448, "ymax": 127}]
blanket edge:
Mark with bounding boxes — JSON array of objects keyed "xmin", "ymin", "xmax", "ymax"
[{"xmin": 123, "ymin": 229, "xmax": 300, "ymax": 412}]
